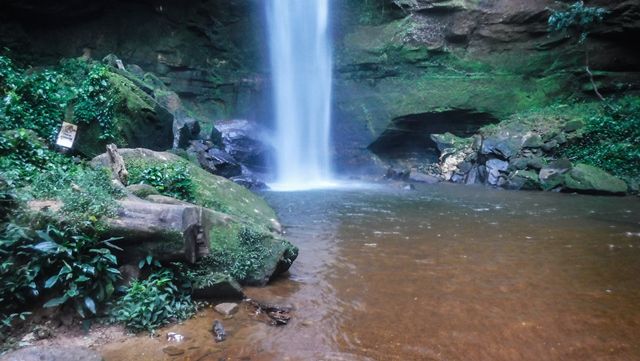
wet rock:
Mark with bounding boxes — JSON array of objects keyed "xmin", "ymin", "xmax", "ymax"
[
  {"xmin": 465, "ymin": 165, "xmax": 479, "ymax": 185},
  {"xmin": 506, "ymin": 170, "xmax": 541, "ymax": 190},
  {"xmin": 214, "ymin": 303, "xmax": 239, "ymax": 316},
  {"xmin": 176, "ymin": 118, "xmax": 201, "ymax": 149},
  {"xmin": 551, "ymin": 132, "xmax": 567, "ymax": 145},
  {"xmin": 526, "ymin": 157, "xmax": 546, "ymax": 170},
  {"xmin": 197, "ymin": 147, "xmax": 242, "ymax": 179},
  {"xmin": 538, "ymin": 159, "xmax": 571, "ymax": 190},
  {"xmin": 192, "ymin": 274, "xmax": 245, "ymax": 300},
  {"xmin": 0, "ymin": 346, "xmax": 102, "ymax": 361},
  {"xmin": 212, "ymin": 320, "xmax": 226, "ymax": 342},
  {"xmin": 564, "ymin": 164, "xmax": 628, "ymax": 195},
  {"xmin": 230, "ymin": 174, "xmax": 268, "ymax": 190},
  {"xmin": 403, "ymin": 183, "xmax": 416, "ymax": 191},
  {"xmin": 485, "ymin": 158, "xmax": 509, "ymax": 186},
  {"xmin": 509, "ymin": 157, "xmax": 529, "ymax": 171},
  {"xmin": 384, "ymin": 167, "xmax": 409, "ymax": 181},
  {"xmin": 408, "ymin": 170, "xmax": 440, "ymax": 184},
  {"xmin": 215, "ymin": 119, "xmax": 272, "ymax": 173}
]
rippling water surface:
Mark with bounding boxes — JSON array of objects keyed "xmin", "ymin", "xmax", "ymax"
[{"xmin": 102, "ymin": 184, "xmax": 640, "ymax": 361}]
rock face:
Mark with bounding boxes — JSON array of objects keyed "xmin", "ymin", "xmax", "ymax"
[
  {"xmin": 0, "ymin": 0, "xmax": 268, "ymax": 124},
  {"xmin": 0, "ymin": 346, "xmax": 102, "ymax": 361},
  {"xmin": 336, "ymin": 0, "xmax": 640, "ymax": 170}
]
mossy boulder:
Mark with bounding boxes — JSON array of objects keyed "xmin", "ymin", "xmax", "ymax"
[
  {"xmin": 506, "ymin": 170, "xmax": 541, "ymax": 191},
  {"xmin": 74, "ymin": 72, "xmax": 173, "ymax": 157},
  {"xmin": 91, "ymin": 148, "xmax": 298, "ymax": 286},
  {"xmin": 564, "ymin": 164, "xmax": 628, "ymax": 195}
]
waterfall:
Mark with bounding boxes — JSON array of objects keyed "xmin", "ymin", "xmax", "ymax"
[{"xmin": 266, "ymin": 0, "xmax": 334, "ymax": 191}]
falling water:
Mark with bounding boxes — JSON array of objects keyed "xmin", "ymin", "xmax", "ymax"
[{"xmin": 266, "ymin": 0, "xmax": 334, "ymax": 191}]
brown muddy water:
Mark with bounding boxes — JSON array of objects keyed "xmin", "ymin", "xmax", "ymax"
[{"xmin": 101, "ymin": 183, "xmax": 640, "ymax": 361}]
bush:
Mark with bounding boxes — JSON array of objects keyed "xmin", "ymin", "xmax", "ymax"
[
  {"xmin": 110, "ymin": 268, "xmax": 195, "ymax": 333},
  {"xmin": 31, "ymin": 167, "xmax": 124, "ymax": 228},
  {"xmin": 561, "ymin": 97, "xmax": 640, "ymax": 179},
  {"xmin": 207, "ymin": 226, "xmax": 274, "ymax": 282},
  {"xmin": 128, "ymin": 162, "xmax": 195, "ymax": 202},
  {"xmin": 0, "ymin": 224, "xmax": 121, "ymax": 320},
  {"xmin": 0, "ymin": 55, "xmax": 119, "ymax": 144},
  {"xmin": 0, "ymin": 129, "xmax": 74, "ymax": 187}
]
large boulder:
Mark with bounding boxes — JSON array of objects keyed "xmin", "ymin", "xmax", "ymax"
[
  {"xmin": 91, "ymin": 148, "xmax": 298, "ymax": 286},
  {"xmin": 74, "ymin": 71, "xmax": 174, "ymax": 157},
  {"xmin": 215, "ymin": 119, "xmax": 273, "ymax": 174},
  {"xmin": 564, "ymin": 164, "xmax": 628, "ymax": 195}
]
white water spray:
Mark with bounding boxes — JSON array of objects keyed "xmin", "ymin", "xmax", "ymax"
[{"xmin": 266, "ymin": 0, "xmax": 334, "ymax": 191}]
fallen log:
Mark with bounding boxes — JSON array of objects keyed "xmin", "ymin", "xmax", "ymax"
[{"xmin": 28, "ymin": 198, "xmax": 232, "ymax": 264}]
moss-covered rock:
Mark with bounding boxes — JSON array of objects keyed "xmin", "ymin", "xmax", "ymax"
[
  {"xmin": 74, "ymin": 72, "xmax": 173, "ymax": 157},
  {"xmin": 564, "ymin": 164, "xmax": 628, "ymax": 195},
  {"xmin": 91, "ymin": 148, "xmax": 298, "ymax": 286}
]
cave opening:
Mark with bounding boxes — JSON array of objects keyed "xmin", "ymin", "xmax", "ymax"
[{"xmin": 368, "ymin": 109, "xmax": 498, "ymax": 163}]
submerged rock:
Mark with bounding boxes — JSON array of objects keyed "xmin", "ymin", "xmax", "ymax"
[
  {"xmin": 214, "ymin": 302, "xmax": 239, "ymax": 316},
  {"xmin": 564, "ymin": 164, "xmax": 628, "ymax": 195}
]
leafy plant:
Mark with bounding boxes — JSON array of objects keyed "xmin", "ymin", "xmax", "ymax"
[
  {"xmin": 128, "ymin": 162, "xmax": 195, "ymax": 202},
  {"xmin": 0, "ymin": 55, "xmax": 119, "ymax": 144},
  {"xmin": 110, "ymin": 268, "xmax": 195, "ymax": 333},
  {"xmin": 0, "ymin": 223, "xmax": 122, "ymax": 320},
  {"xmin": 0, "ymin": 129, "xmax": 76, "ymax": 186},
  {"xmin": 561, "ymin": 97, "xmax": 640, "ymax": 180},
  {"xmin": 207, "ymin": 226, "xmax": 274, "ymax": 282},
  {"xmin": 548, "ymin": 1, "xmax": 608, "ymax": 100},
  {"xmin": 32, "ymin": 226, "xmax": 121, "ymax": 317}
]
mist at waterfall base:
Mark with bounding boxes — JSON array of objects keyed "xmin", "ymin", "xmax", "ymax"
[{"xmin": 265, "ymin": 0, "xmax": 337, "ymax": 191}]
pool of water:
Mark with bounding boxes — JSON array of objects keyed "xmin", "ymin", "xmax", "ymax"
[{"xmin": 101, "ymin": 184, "xmax": 640, "ymax": 361}]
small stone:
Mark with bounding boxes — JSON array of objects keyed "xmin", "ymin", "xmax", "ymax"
[
  {"xmin": 163, "ymin": 346, "xmax": 185, "ymax": 356},
  {"xmin": 214, "ymin": 303, "xmax": 239, "ymax": 316}
]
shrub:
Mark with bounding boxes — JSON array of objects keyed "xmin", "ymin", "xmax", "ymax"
[
  {"xmin": 110, "ymin": 268, "xmax": 195, "ymax": 333},
  {"xmin": 0, "ymin": 224, "xmax": 121, "ymax": 319},
  {"xmin": 561, "ymin": 97, "xmax": 640, "ymax": 179},
  {"xmin": 0, "ymin": 55, "xmax": 119, "ymax": 144},
  {"xmin": 0, "ymin": 129, "xmax": 75, "ymax": 187},
  {"xmin": 128, "ymin": 162, "xmax": 195, "ymax": 202},
  {"xmin": 207, "ymin": 226, "xmax": 274, "ymax": 282}
]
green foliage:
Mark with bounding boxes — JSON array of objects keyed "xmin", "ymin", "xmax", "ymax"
[
  {"xmin": 548, "ymin": 1, "xmax": 607, "ymax": 43},
  {"xmin": 208, "ymin": 226, "xmax": 274, "ymax": 282},
  {"xmin": 0, "ymin": 55, "xmax": 119, "ymax": 144},
  {"xmin": 128, "ymin": 162, "xmax": 195, "ymax": 202},
  {"xmin": 0, "ymin": 223, "xmax": 121, "ymax": 320},
  {"xmin": 0, "ymin": 129, "xmax": 74, "ymax": 186},
  {"xmin": 30, "ymin": 167, "xmax": 124, "ymax": 228},
  {"xmin": 110, "ymin": 268, "xmax": 195, "ymax": 333},
  {"xmin": 561, "ymin": 97, "xmax": 640, "ymax": 179}
]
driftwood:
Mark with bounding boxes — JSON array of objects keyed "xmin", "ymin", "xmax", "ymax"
[
  {"xmin": 245, "ymin": 298, "xmax": 292, "ymax": 326},
  {"xmin": 106, "ymin": 144, "xmax": 129, "ymax": 186},
  {"xmin": 28, "ymin": 198, "xmax": 232, "ymax": 264}
]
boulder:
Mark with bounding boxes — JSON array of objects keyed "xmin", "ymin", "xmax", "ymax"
[
  {"xmin": 74, "ymin": 71, "xmax": 174, "ymax": 157},
  {"xmin": 539, "ymin": 159, "xmax": 571, "ymax": 190},
  {"xmin": 197, "ymin": 147, "xmax": 242, "ymax": 179},
  {"xmin": 506, "ymin": 170, "xmax": 541, "ymax": 190},
  {"xmin": 564, "ymin": 164, "xmax": 628, "ymax": 195},
  {"xmin": 214, "ymin": 302, "xmax": 239, "ymax": 316},
  {"xmin": 563, "ymin": 119, "xmax": 585, "ymax": 133},
  {"xmin": 485, "ymin": 158, "xmax": 509, "ymax": 186},
  {"xmin": 481, "ymin": 136, "xmax": 521, "ymax": 159},
  {"xmin": 408, "ymin": 170, "xmax": 440, "ymax": 184},
  {"xmin": 215, "ymin": 120, "xmax": 272, "ymax": 173}
]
